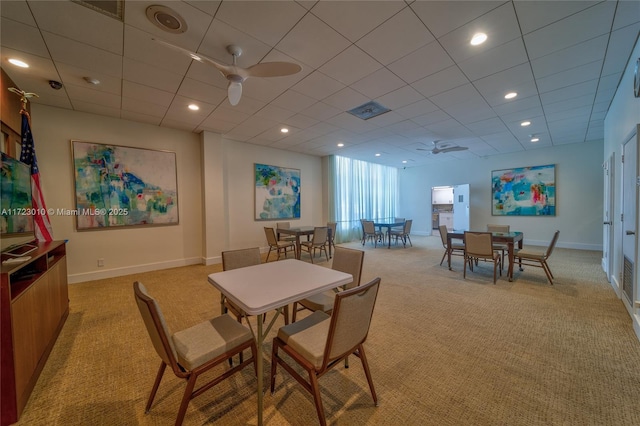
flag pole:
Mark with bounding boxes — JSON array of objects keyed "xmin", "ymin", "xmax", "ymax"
[{"xmin": 7, "ymin": 87, "xmax": 53, "ymax": 242}]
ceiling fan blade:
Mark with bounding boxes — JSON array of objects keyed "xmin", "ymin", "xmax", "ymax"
[
  {"xmin": 440, "ymin": 146, "xmax": 469, "ymax": 153},
  {"xmin": 245, "ymin": 62, "xmax": 302, "ymax": 78},
  {"xmin": 152, "ymin": 38, "xmax": 234, "ymax": 75},
  {"xmin": 228, "ymin": 81, "xmax": 242, "ymax": 106}
]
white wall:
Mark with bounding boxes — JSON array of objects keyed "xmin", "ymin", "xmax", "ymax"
[
  {"xmin": 30, "ymin": 106, "xmax": 324, "ymax": 282},
  {"xmin": 398, "ymin": 140, "xmax": 603, "ymax": 250}
]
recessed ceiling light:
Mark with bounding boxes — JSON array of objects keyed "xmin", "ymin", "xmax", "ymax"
[
  {"xmin": 337, "ymin": 143, "xmax": 344, "ymax": 147},
  {"xmin": 470, "ymin": 33, "xmax": 487, "ymax": 46},
  {"xmin": 84, "ymin": 77, "xmax": 100, "ymax": 85},
  {"xmin": 188, "ymin": 104, "xmax": 199, "ymax": 111},
  {"xmin": 375, "ymin": 153, "xmax": 381, "ymax": 157},
  {"xmin": 504, "ymin": 92, "xmax": 518, "ymax": 99},
  {"xmin": 8, "ymin": 58, "xmax": 28, "ymax": 68},
  {"xmin": 402, "ymin": 160, "xmax": 407, "ymax": 164},
  {"xmin": 520, "ymin": 121, "xmax": 531, "ymax": 127},
  {"xmin": 531, "ymin": 137, "xmax": 539, "ymax": 142},
  {"xmin": 280, "ymin": 128, "xmax": 289, "ymax": 133}
]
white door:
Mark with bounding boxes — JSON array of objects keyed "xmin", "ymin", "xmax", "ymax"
[
  {"xmin": 453, "ymin": 184, "xmax": 470, "ymax": 231},
  {"xmin": 602, "ymin": 154, "xmax": 614, "ymax": 283},
  {"xmin": 621, "ymin": 127, "xmax": 638, "ymax": 311}
]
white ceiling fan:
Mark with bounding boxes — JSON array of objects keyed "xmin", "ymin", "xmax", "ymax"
[
  {"xmin": 153, "ymin": 39, "xmax": 302, "ymax": 106},
  {"xmin": 417, "ymin": 140, "xmax": 469, "ymax": 155}
]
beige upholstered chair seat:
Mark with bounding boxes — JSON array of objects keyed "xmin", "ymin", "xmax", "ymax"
[
  {"xmin": 277, "ymin": 311, "xmax": 330, "ymax": 369},
  {"xmin": 515, "ymin": 247, "xmax": 546, "ymax": 260},
  {"xmin": 173, "ymin": 314, "xmax": 253, "ymax": 371},
  {"xmin": 296, "ymin": 291, "xmax": 335, "ymax": 314}
]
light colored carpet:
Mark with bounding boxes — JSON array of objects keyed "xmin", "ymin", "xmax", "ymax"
[{"xmin": 13, "ymin": 235, "xmax": 640, "ymax": 425}]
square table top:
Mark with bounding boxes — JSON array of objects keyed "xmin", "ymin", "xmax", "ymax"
[{"xmin": 208, "ymin": 259, "xmax": 352, "ymax": 316}]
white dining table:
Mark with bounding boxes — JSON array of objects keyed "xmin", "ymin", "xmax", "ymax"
[{"xmin": 207, "ymin": 259, "xmax": 352, "ymax": 425}]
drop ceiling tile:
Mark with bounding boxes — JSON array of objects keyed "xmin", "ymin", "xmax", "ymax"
[
  {"xmin": 121, "ymin": 97, "xmax": 169, "ymax": 118},
  {"xmin": 322, "ymin": 87, "xmax": 370, "ymax": 111},
  {"xmin": 283, "ymin": 113, "xmax": 320, "ymax": 129},
  {"xmin": 478, "ymin": 80, "xmax": 539, "ymax": 108},
  {"xmin": 215, "ymin": 1, "xmax": 306, "ymax": 47},
  {"xmin": 543, "ymin": 94, "xmax": 595, "ymax": 115},
  {"xmin": 57, "ymin": 63, "xmax": 122, "ymax": 96},
  {"xmin": 198, "ymin": 118, "xmax": 237, "ymax": 135},
  {"xmin": 291, "ymin": 71, "xmax": 345, "ymax": 101},
  {"xmin": 497, "ymin": 105, "xmax": 544, "ymax": 124},
  {"xmin": 310, "ymin": 1, "xmax": 405, "ymax": 43},
  {"xmin": 351, "ymin": 67, "xmax": 406, "ymax": 99},
  {"xmin": 177, "ymin": 78, "xmax": 227, "ymax": 106},
  {"xmin": 410, "ymin": 1, "xmax": 504, "ymax": 39},
  {"xmin": 601, "ymin": 23, "xmax": 640, "ymax": 77},
  {"xmin": 546, "ymin": 107, "xmax": 592, "ymax": 123},
  {"xmin": 430, "ymin": 84, "xmax": 483, "ymax": 109},
  {"xmin": 72, "ymin": 100, "xmax": 121, "ymax": 119},
  {"xmin": 165, "ymin": 95, "xmax": 216, "ymax": 123},
  {"xmin": 356, "ymin": 7, "xmax": 435, "ymax": 65},
  {"xmin": 197, "ymin": 19, "xmax": 273, "ymax": 66},
  {"xmin": 271, "ymin": 89, "xmax": 317, "ymax": 112},
  {"xmin": 465, "ymin": 117, "xmax": 509, "ymax": 136},
  {"xmin": 255, "ymin": 104, "xmax": 297, "ymax": 122},
  {"xmin": 325, "ymin": 112, "xmax": 378, "ymax": 134},
  {"xmin": 185, "ymin": 1, "xmax": 221, "ymax": 15},
  {"xmin": 612, "ymin": 0, "xmax": 640, "ymax": 30},
  {"xmin": 366, "ymin": 111, "xmax": 407, "ymax": 127},
  {"xmin": 43, "ymin": 31, "xmax": 123, "ymax": 77},
  {"xmin": 514, "ymin": 0, "xmax": 601, "ymax": 35},
  {"xmin": 394, "ymin": 99, "xmax": 440, "ymax": 119},
  {"xmin": 458, "ymin": 38, "xmax": 529, "ymax": 81},
  {"xmin": 125, "ymin": 26, "xmax": 193, "ymax": 75},
  {"xmin": 411, "ymin": 110, "xmax": 452, "ymax": 127},
  {"xmin": 523, "ymin": 2, "xmax": 616, "ymax": 59},
  {"xmin": 276, "ymin": 13, "xmax": 351, "ymax": 69},
  {"xmin": 437, "ymin": 3, "xmax": 522, "ymax": 63},
  {"xmin": 319, "ymin": 45, "xmax": 382, "ymax": 86},
  {"xmin": 539, "ymin": 79, "xmax": 598, "ymax": 105},
  {"xmin": 29, "ymin": 0, "xmax": 123, "ymax": 54},
  {"xmin": 530, "ymin": 35, "xmax": 608, "ymax": 79},
  {"xmin": 536, "ymin": 61, "xmax": 602, "ymax": 94},
  {"xmin": 492, "ymin": 95, "xmax": 542, "ymax": 116},
  {"xmin": 387, "ymin": 41, "xmax": 455, "ymax": 84},
  {"xmin": 123, "ymin": 58, "xmax": 182, "ymax": 92},
  {"xmin": 121, "ymin": 111, "xmax": 163, "ymax": 126},
  {"xmin": 0, "ymin": 0, "xmax": 37, "ymax": 26},
  {"xmin": 299, "ymin": 102, "xmax": 342, "ymax": 121},
  {"xmin": 207, "ymin": 106, "xmax": 251, "ymax": 125},
  {"xmin": 375, "ymin": 86, "xmax": 424, "ymax": 111},
  {"xmin": 1, "ymin": 18, "xmax": 50, "ymax": 58},
  {"xmin": 411, "ymin": 65, "xmax": 469, "ymax": 98},
  {"xmin": 443, "ymin": 102, "xmax": 496, "ymax": 125},
  {"xmin": 472, "ymin": 62, "xmax": 534, "ymax": 93}
]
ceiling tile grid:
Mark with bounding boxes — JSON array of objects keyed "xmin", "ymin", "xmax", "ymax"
[{"xmin": 1, "ymin": 0, "xmax": 637, "ymax": 168}]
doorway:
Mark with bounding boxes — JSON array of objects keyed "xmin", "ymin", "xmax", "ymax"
[
  {"xmin": 621, "ymin": 126, "xmax": 638, "ymax": 314},
  {"xmin": 602, "ymin": 154, "xmax": 614, "ymax": 284}
]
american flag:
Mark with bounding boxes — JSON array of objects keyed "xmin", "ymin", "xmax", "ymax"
[{"xmin": 20, "ymin": 112, "xmax": 53, "ymax": 242}]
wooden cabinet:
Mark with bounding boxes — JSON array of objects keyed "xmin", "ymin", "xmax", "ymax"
[{"xmin": 1, "ymin": 241, "xmax": 68, "ymax": 426}]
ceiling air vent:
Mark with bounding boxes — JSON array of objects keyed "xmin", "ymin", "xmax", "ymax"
[
  {"xmin": 146, "ymin": 5, "xmax": 188, "ymax": 34},
  {"xmin": 347, "ymin": 101, "xmax": 391, "ymax": 120},
  {"xmin": 72, "ymin": 0, "xmax": 124, "ymax": 21}
]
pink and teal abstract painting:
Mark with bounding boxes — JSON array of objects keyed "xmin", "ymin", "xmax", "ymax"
[
  {"xmin": 255, "ymin": 163, "xmax": 300, "ymax": 220},
  {"xmin": 73, "ymin": 141, "xmax": 178, "ymax": 230},
  {"xmin": 492, "ymin": 164, "xmax": 555, "ymax": 216}
]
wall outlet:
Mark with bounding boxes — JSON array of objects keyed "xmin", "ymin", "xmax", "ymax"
[{"xmin": 97, "ymin": 258, "xmax": 104, "ymax": 267}]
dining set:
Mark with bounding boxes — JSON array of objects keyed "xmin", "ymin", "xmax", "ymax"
[
  {"xmin": 439, "ymin": 224, "xmax": 560, "ymax": 285},
  {"xmin": 361, "ymin": 218, "xmax": 413, "ymax": 248},
  {"xmin": 265, "ymin": 222, "xmax": 336, "ymax": 263}
]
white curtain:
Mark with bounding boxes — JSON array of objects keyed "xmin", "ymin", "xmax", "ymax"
[{"xmin": 328, "ymin": 155, "xmax": 398, "ymax": 243}]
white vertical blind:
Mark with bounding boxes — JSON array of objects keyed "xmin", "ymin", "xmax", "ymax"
[{"xmin": 328, "ymin": 155, "xmax": 398, "ymax": 243}]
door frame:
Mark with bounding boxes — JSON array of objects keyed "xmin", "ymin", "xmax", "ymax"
[{"xmin": 602, "ymin": 153, "xmax": 615, "ymax": 286}]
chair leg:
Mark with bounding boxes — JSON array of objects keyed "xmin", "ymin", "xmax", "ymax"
[
  {"xmin": 406, "ymin": 235, "xmax": 412, "ymax": 247},
  {"xmin": 463, "ymin": 255, "xmax": 468, "ymax": 278},
  {"xmin": 357, "ymin": 344, "xmax": 378, "ymax": 406},
  {"xmin": 439, "ymin": 249, "xmax": 447, "ymax": 266},
  {"xmin": 292, "ymin": 301, "xmax": 299, "ymax": 322},
  {"xmin": 270, "ymin": 339, "xmax": 279, "ymax": 394},
  {"xmin": 266, "ymin": 247, "xmax": 274, "ymax": 262},
  {"xmin": 541, "ymin": 261, "xmax": 554, "ymax": 284},
  {"xmin": 146, "ymin": 361, "xmax": 167, "ymax": 412},
  {"xmin": 309, "ymin": 369, "xmax": 327, "ymax": 426},
  {"xmin": 176, "ymin": 373, "xmax": 198, "ymax": 426}
]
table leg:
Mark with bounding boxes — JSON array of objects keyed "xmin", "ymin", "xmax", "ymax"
[
  {"xmin": 295, "ymin": 235, "xmax": 301, "ymax": 260},
  {"xmin": 256, "ymin": 314, "xmax": 264, "ymax": 425},
  {"xmin": 328, "ymin": 228, "xmax": 332, "ymax": 258},
  {"xmin": 387, "ymin": 227, "xmax": 391, "ymax": 249},
  {"xmin": 447, "ymin": 235, "xmax": 453, "ymax": 270}
]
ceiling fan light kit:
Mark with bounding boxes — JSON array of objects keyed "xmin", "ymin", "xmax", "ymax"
[{"xmin": 417, "ymin": 140, "xmax": 469, "ymax": 155}]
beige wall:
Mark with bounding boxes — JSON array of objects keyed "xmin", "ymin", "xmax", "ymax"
[{"xmin": 29, "ymin": 105, "xmax": 323, "ymax": 283}]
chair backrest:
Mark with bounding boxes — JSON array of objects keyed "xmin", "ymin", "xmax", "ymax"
[
  {"xmin": 264, "ymin": 227, "xmax": 278, "ymax": 246},
  {"xmin": 222, "ymin": 247, "xmax": 261, "ymax": 271},
  {"xmin": 312, "ymin": 226, "xmax": 328, "ymax": 244},
  {"xmin": 487, "ymin": 224, "xmax": 510, "ymax": 233},
  {"xmin": 438, "ymin": 224, "xmax": 449, "ymax": 247},
  {"xmin": 133, "ymin": 282, "xmax": 181, "ymax": 374},
  {"xmin": 323, "ymin": 277, "xmax": 381, "ymax": 368},
  {"xmin": 276, "ymin": 222, "xmax": 291, "ymax": 230},
  {"xmin": 403, "ymin": 219, "xmax": 412, "ymax": 234},
  {"xmin": 331, "ymin": 246, "xmax": 365, "ymax": 290},
  {"xmin": 327, "ymin": 222, "xmax": 337, "ymax": 241},
  {"xmin": 363, "ymin": 220, "xmax": 375, "ymax": 234},
  {"xmin": 546, "ymin": 230, "xmax": 560, "ymax": 257},
  {"xmin": 464, "ymin": 232, "xmax": 494, "ymax": 257}
]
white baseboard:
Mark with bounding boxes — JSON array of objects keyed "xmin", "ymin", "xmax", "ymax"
[
  {"xmin": 68, "ymin": 257, "xmax": 203, "ymax": 284},
  {"xmin": 610, "ymin": 274, "xmax": 621, "ymax": 297}
]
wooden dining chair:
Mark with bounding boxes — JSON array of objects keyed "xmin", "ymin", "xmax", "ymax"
[
  {"xmin": 464, "ymin": 231, "xmax": 502, "ymax": 284},
  {"xmin": 276, "ymin": 221, "xmax": 296, "ymax": 242},
  {"xmin": 264, "ymin": 227, "xmax": 295, "ymax": 261},
  {"xmin": 270, "ymin": 277, "xmax": 381, "ymax": 426},
  {"xmin": 487, "ymin": 224, "xmax": 510, "ymax": 265},
  {"xmin": 326, "ymin": 221, "xmax": 337, "ymax": 250},
  {"xmin": 362, "ymin": 220, "xmax": 383, "ymax": 247},
  {"xmin": 390, "ymin": 219, "xmax": 412, "ymax": 247},
  {"xmin": 133, "ymin": 282, "xmax": 257, "ymax": 426}
]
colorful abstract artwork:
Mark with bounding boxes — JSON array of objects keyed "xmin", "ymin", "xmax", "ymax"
[
  {"xmin": 72, "ymin": 141, "xmax": 178, "ymax": 230},
  {"xmin": 255, "ymin": 163, "xmax": 300, "ymax": 220},
  {"xmin": 492, "ymin": 164, "xmax": 556, "ymax": 216}
]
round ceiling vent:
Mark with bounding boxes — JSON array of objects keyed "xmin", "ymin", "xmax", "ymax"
[{"xmin": 146, "ymin": 5, "xmax": 187, "ymax": 34}]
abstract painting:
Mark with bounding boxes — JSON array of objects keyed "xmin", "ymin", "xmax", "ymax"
[
  {"xmin": 492, "ymin": 164, "xmax": 556, "ymax": 216},
  {"xmin": 72, "ymin": 141, "xmax": 178, "ymax": 230},
  {"xmin": 255, "ymin": 163, "xmax": 300, "ymax": 220}
]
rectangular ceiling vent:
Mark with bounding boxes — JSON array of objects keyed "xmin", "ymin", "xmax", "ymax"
[
  {"xmin": 72, "ymin": 0, "xmax": 124, "ymax": 21},
  {"xmin": 347, "ymin": 101, "xmax": 391, "ymax": 120}
]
